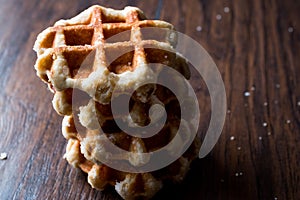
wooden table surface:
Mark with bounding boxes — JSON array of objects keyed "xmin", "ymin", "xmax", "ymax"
[{"xmin": 0, "ymin": 0, "xmax": 299, "ymax": 199}]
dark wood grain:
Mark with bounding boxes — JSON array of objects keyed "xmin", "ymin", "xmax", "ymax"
[{"xmin": 0, "ymin": 0, "xmax": 299, "ymax": 199}]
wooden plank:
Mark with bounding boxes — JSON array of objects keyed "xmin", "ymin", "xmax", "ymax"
[{"xmin": 0, "ymin": 0, "xmax": 299, "ymax": 199}]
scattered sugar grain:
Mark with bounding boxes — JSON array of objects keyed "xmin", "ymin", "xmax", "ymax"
[
  {"xmin": 224, "ymin": 7, "xmax": 230, "ymax": 13},
  {"xmin": 196, "ymin": 26, "xmax": 202, "ymax": 32},
  {"xmin": 216, "ymin": 14, "xmax": 222, "ymax": 20},
  {"xmin": 267, "ymin": 132, "xmax": 272, "ymax": 136},
  {"xmin": 234, "ymin": 172, "xmax": 243, "ymax": 177},
  {"xmin": 244, "ymin": 91, "xmax": 250, "ymax": 97},
  {"xmin": 0, "ymin": 152, "xmax": 7, "ymax": 160},
  {"xmin": 230, "ymin": 136, "xmax": 235, "ymax": 141},
  {"xmin": 288, "ymin": 27, "xmax": 294, "ymax": 33},
  {"xmin": 262, "ymin": 122, "xmax": 268, "ymax": 127}
]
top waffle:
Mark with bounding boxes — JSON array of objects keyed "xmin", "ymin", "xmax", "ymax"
[{"xmin": 34, "ymin": 5, "xmax": 189, "ymax": 116}]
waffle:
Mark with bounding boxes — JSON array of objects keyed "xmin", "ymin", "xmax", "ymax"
[
  {"xmin": 63, "ymin": 111, "xmax": 200, "ymax": 200},
  {"xmin": 33, "ymin": 5, "xmax": 200, "ymax": 200}
]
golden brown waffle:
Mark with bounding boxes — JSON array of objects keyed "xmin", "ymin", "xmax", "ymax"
[
  {"xmin": 33, "ymin": 5, "xmax": 189, "ymax": 115},
  {"xmin": 63, "ymin": 112, "xmax": 200, "ymax": 200},
  {"xmin": 33, "ymin": 5, "xmax": 199, "ymax": 200},
  {"xmin": 61, "ymin": 83, "xmax": 199, "ymax": 199}
]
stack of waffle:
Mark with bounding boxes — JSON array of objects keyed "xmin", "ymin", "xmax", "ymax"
[{"xmin": 33, "ymin": 5, "xmax": 199, "ymax": 200}]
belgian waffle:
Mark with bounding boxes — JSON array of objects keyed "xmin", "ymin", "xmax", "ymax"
[
  {"xmin": 63, "ymin": 111, "xmax": 200, "ymax": 200},
  {"xmin": 33, "ymin": 5, "xmax": 189, "ymax": 115},
  {"xmin": 33, "ymin": 5, "xmax": 199, "ymax": 200}
]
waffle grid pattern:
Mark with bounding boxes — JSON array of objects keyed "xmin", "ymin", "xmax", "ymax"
[{"xmin": 34, "ymin": 5, "xmax": 176, "ymax": 115}]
